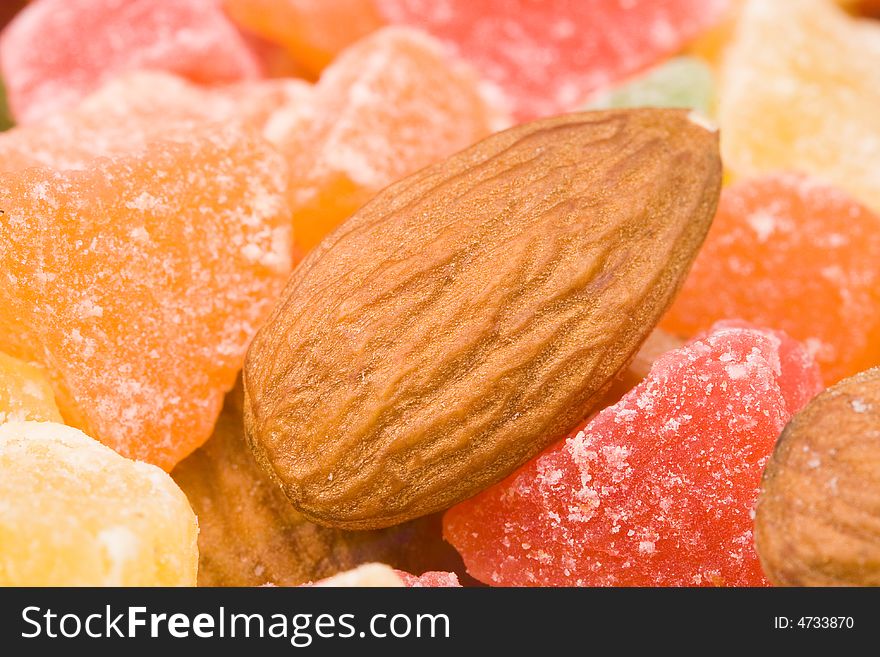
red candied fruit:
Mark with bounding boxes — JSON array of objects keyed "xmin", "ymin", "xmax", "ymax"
[{"xmin": 444, "ymin": 323, "xmax": 822, "ymax": 586}]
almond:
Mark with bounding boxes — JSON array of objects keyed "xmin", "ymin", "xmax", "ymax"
[
  {"xmin": 244, "ymin": 108, "xmax": 722, "ymax": 529},
  {"xmin": 172, "ymin": 381, "xmax": 466, "ymax": 585},
  {"xmin": 755, "ymin": 367, "xmax": 880, "ymax": 586}
]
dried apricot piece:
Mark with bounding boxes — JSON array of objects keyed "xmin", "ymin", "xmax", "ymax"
[{"xmin": 0, "ymin": 126, "xmax": 291, "ymax": 469}]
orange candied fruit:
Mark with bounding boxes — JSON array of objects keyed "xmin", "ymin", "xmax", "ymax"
[
  {"xmin": 662, "ymin": 174, "xmax": 880, "ymax": 384},
  {"xmin": 0, "ymin": 125, "xmax": 292, "ymax": 469},
  {"xmin": 271, "ymin": 26, "xmax": 503, "ymax": 256},
  {"xmin": 224, "ymin": 0, "xmax": 384, "ymax": 77}
]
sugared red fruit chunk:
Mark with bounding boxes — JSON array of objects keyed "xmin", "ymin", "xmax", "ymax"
[
  {"xmin": 0, "ymin": 351, "xmax": 62, "ymax": 424},
  {"xmin": 224, "ymin": 0, "xmax": 383, "ymax": 76},
  {"xmin": 0, "ymin": 421, "xmax": 198, "ymax": 586},
  {"xmin": 720, "ymin": 0, "xmax": 880, "ymax": 212},
  {"xmin": 395, "ymin": 570, "xmax": 462, "ymax": 588},
  {"xmin": 377, "ymin": 0, "xmax": 729, "ymax": 121},
  {"xmin": 0, "ymin": 126, "xmax": 291, "ymax": 469},
  {"xmin": 444, "ymin": 324, "xmax": 822, "ymax": 586},
  {"xmin": 662, "ymin": 175, "xmax": 880, "ymax": 384},
  {"xmin": 586, "ymin": 57, "xmax": 715, "ymax": 117},
  {"xmin": 0, "ymin": 0, "xmax": 262, "ymax": 124},
  {"xmin": 272, "ymin": 27, "xmax": 499, "ymax": 254}
]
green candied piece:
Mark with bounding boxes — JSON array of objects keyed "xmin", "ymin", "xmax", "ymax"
[
  {"xmin": 586, "ymin": 56, "xmax": 715, "ymax": 117},
  {"xmin": 0, "ymin": 79, "xmax": 13, "ymax": 132}
]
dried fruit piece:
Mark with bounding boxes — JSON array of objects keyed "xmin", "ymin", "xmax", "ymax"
[
  {"xmin": 395, "ymin": 570, "xmax": 462, "ymax": 587},
  {"xmin": 0, "ymin": 421, "xmax": 198, "ymax": 586},
  {"xmin": 311, "ymin": 564, "xmax": 404, "ymax": 587},
  {"xmin": 755, "ymin": 367, "xmax": 880, "ymax": 586},
  {"xmin": 310, "ymin": 564, "xmax": 461, "ymax": 587},
  {"xmin": 0, "ymin": 126, "xmax": 291, "ymax": 469},
  {"xmin": 585, "ymin": 57, "xmax": 715, "ymax": 117},
  {"xmin": 0, "ymin": 351, "xmax": 62, "ymax": 424},
  {"xmin": 172, "ymin": 383, "xmax": 468, "ymax": 586},
  {"xmin": 444, "ymin": 324, "xmax": 823, "ymax": 586},
  {"xmin": 270, "ymin": 27, "xmax": 500, "ymax": 255},
  {"xmin": 0, "ymin": 0, "xmax": 262, "ymax": 124},
  {"xmin": 75, "ymin": 71, "xmax": 313, "ymax": 144},
  {"xmin": 224, "ymin": 0, "xmax": 384, "ymax": 76},
  {"xmin": 662, "ymin": 174, "xmax": 880, "ymax": 384},
  {"xmin": 377, "ymin": 0, "xmax": 729, "ymax": 121},
  {"xmin": 0, "ymin": 71, "xmax": 312, "ymax": 173},
  {"xmin": 244, "ymin": 109, "xmax": 722, "ymax": 529},
  {"xmin": 720, "ymin": 0, "xmax": 880, "ymax": 213}
]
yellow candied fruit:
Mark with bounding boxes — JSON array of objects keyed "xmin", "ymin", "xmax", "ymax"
[
  {"xmin": 0, "ymin": 421, "xmax": 198, "ymax": 586},
  {"xmin": 0, "ymin": 351, "xmax": 62, "ymax": 424}
]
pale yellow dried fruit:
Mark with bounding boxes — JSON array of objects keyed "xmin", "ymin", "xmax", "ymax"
[{"xmin": 244, "ymin": 109, "xmax": 722, "ymax": 529}]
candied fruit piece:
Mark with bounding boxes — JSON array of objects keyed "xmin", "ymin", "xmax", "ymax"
[
  {"xmin": 395, "ymin": 570, "xmax": 462, "ymax": 588},
  {"xmin": 0, "ymin": 126, "xmax": 292, "ymax": 470},
  {"xmin": 0, "ymin": 0, "xmax": 262, "ymax": 124},
  {"xmin": 0, "ymin": 421, "xmax": 198, "ymax": 586},
  {"xmin": 271, "ymin": 27, "xmax": 500, "ymax": 255},
  {"xmin": 720, "ymin": 0, "xmax": 880, "ymax": 212},
  {"xmin": 444, "ymin": 324, "xmax": 823, "ymax": 586},
  {"xmin": 0, "ymin": 351, "xmax": 62, "ymax": 424},
  {"xmin": 224, "ymin": 0, "xmax": 384, "ymax": 77},
  {"xmin": 0, "ymin": 71, "xmax": 313, "ymax": 173},
  {"xmin": 662, "ymin": 174, "xmax": 880, "ymax": 384},
  {"xmin": 377, "ymin": 0, "xmax": 729, "ymax": 121},
  {"xmin": 172, "ymin": 384, "xmax": 468, "ymax": 586},
  {"xmin": 312, "ymin": 564, "xmax": 405, "ymax": 587},
  {"xmin": 585, "ymin": 57, "xmax": 715, "ymax": 117}
]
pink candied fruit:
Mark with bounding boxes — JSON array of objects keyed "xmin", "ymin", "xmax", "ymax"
[
  {"xmin": 0, "ymin": 0, "xmax": 263, "ymax": 124},
  {"xmin": 394, "ymin": 570, "xmax": 462, "ymax": 588},
  {"xmin": 376, "ymin": 0, "xmax": 730, "ymax": 121},
  {"xmin": 444, "ymin": 323, "xmax": 823, "ymax": 586}
]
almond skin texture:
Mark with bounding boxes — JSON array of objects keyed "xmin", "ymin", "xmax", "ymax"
[
  {"xmin": 244, "ymin": 109, "xmax": 722, "ymax": 529},
  {"xmin": 172, "ymin": 381, "xmax": 468, "ymax": 586},
  {"xmin": 755, "ymin": 367, "xmax": 880, "ymax": 586}
]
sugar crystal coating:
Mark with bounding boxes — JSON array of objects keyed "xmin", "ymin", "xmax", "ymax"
[
  {"xmin": 269, "ymin": 27, "xmax": 501, "ymax": 255},
  {"xmin": 720, "ymin": 0, "xmax": 880, "ymax": 213},
  {"xmin": 377, "ymin": 0, "xmax": 729, "ymax": 121},
  {"xmin": 444, "ymin": 324, "xmax": 822, "ymax": 586},
  {"xmin": 0, "ymin": 71, "xmax": 313, "ymax": 173},
  {"xmin": 394, "ymin": 570, "xmax": 462, "ymax": 587},
  {"xmin": 0, "ymin": 351, "xmax": 62, "ymax": 424},
  {"xmin": 0, "ymin": 421, "xmax": 198, "ymax": 586},
  {"xmin": 0, "ymin": 126, "xmax": 292, "ymax": 469},
  {"xmin": 0, "ymin": 0, "xmax": 263, "ymax": 124},
  {"xmin": 663, "ymin": 174, "xmax": 880, "ymax": 384}
]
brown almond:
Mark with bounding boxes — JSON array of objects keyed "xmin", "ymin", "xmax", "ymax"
[
  {"xmin": 755, "ymin": 367, "xmax": 880, "ymax": 586},
  {"xmin": 171, "ymin": 381, "xmax": 467, "ymax": 586},
  {"xmin": 244, "ymin": 108, "xmax": 722, "ymax": 529}
]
